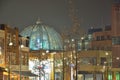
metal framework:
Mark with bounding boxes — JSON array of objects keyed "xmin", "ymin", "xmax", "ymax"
[{"xmin": 67, "ymin": 0, "xmax": 81, "ymax": 37}]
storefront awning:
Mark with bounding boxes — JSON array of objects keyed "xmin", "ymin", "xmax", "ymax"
[{"xmin": 13, "ymin": 71, "xmax": 38, "ymax": 77}]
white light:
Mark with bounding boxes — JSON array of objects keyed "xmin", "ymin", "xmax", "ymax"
[
  {"xmin": 21, "ymin": 56, "xmax": 24, "ymax": 58},
  {"xmin": 5, "ymin": 68, "xmax": 8, "ymax": 71},
  {"xmin": 64, "ymin": 58, "xmax": 66, "ymax": 60},
  {"xmin": 71, "ymin": 39, "xmax": 74, "ymax": 42},
  {"xmin": 20, "ymin": 44, "xmax": 24, "ymax": 48},
  {"xmin": 104, "ymin": 61, "xmax": 107, "ymax": 64},
  {"xmin": 0, "ymin": 47, "xmax": 2, "ymax": 55},
  {"xmin": 103, "ymin": 65, "xmax": 106, "ymax": 69},
  {"xmin": 97, "ymin": 64, "xmax": 99, "ymax": 66},
  {"xmin": 9, "ymin": 42, "xmax": 13, "ymax": 46},
  {"xmin": 74, "ymin": 56, "xmax": 76, "ymax": 59},
  {"xmin": 77, "ymin": 61, "xmax": 80, "ymax": 63},
  {"xmin": 46, "ymin": 50, "xmax": 49, "ymax": 53},
  {"xmin": 116, "ymin": 57, "xmax": 120, "ymax": 60},
  {"xmin": 73, "ymin": 50, "xmax": 76, "ymax": 53},
  {"xmin": 88, "ymin": 63, "xmax": 91, "ymax": 64},
  {"xmin": 81, "ymin": 37, "xmax": 84, "ymax": 40},
  {"xmin": 53, "ymin": 52, "xmax": 56, "ymax": 54}
]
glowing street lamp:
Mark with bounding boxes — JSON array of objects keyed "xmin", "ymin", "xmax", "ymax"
[
  {"xmin": 8, "ymin": 42, "xmax": 13, "ymax": 80},
  {"xmin": 19, "ymin": 44, "xmax": 24, "ymax": 80},
  {"xmin": 116, "ymin": 57, "xmax": 119, "ymax": 60}
]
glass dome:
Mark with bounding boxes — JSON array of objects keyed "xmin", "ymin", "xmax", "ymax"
[{"xmin": 20, "ymin": 19, "xmax": 63, "ymax": 51}]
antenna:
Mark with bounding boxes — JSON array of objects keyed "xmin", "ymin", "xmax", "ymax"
[{"xmin": 67, "ymin": 0, "xmax": 83, "ymax": 38}]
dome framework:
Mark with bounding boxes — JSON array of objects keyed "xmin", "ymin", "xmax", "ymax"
[{"xmin": 20, "ymin": 19, "xmax": 63, "ymax": 51}]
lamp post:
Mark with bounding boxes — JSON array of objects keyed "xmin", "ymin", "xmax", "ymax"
[
  {"xmin": 71, "ymin": 38, "xmax": 78, "ymax": 80},
  {"xmin": 75, "ymin": 46, "xmax": 78, "ymax": 80},
  {"xmin": 8, "ymin": 42, "xmax": 13, "ymax": 80},
  {"xmin": 104, "ymin": 51, "xmax": 112, "ymax": 80},
  {"xmin": 63, "ymin": 49, "xmax": 65, "ymax": 80},
  {"xmin": 19, "ymin": 44, "xmax": 24, "ymax": 80},
  {"xmin": 63, "ymin": 36, "xmax": 81, "ymax": 80},
  {"xmin": 75, "ymin": 39, "xmax": 78, "ymax": 80},
  {"xmin": 73, "ymin": 39, "xmax": 78, "ymax": 80}
]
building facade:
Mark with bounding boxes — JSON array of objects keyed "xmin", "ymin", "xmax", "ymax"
[
  {"xmin": 112, "ymin": 2, "xmax": 120, "ymax": 68},
  {"xmin": 0, "ymin": 24, "xmax": 31, "ymax": 80},
  {"xmin": 0, "ymin": 24, "xmax": 19, "ymax": 80}
]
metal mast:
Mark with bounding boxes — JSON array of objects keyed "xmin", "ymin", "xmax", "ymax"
[
  {"xmin": 67, "ymin": 0, "xmax": 81, "ymax": 80},
  {"xmin": 67, "ymin": 0, "xmax": 81, "ymax": 38}
]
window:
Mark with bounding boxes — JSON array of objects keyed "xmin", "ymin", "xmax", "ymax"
[
  {"xmin": 101, "ymin": 57, "xmax": 106, "ymax": 65},
  {"xmin": 80, "ymin": 57, "xmax": 96, "ymax": 65},
  {"xmin": 112, "ymin": 36, "xmax": 120, "ymax": 45},
  {"xmin": 107, "ymin": 35, "xmax": 111, "ymax": 40},
  {"xmin": 101, "ymin": 36, "xmax": 104, "ymax": 40},
  {"xmin": 96, "ymin": 36, "xmax": 100, "ymax": 41}
]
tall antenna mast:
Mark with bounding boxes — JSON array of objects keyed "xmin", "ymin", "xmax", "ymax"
[{"xmin": 68, "ymin": 0, "xmax": 81, "ymax": 38}]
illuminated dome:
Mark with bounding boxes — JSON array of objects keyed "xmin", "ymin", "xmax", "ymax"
[{"xmin": 20, "ymin": 19, "xmax": 63, "ymax": 51}]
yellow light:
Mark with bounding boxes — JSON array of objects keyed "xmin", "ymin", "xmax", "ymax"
[
  {"xmin": 42, "ymin": 53, "xmax": 45, "ymax": 55},
  {"xmin": 105, "ymin": 52, "xmax": 109, "ymax": 55},
  {"xmin": 0, "ymin": 51, "xmax": 2, "ymax": 55}
]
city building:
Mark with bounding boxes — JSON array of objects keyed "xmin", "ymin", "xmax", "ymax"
[
  {"xmin": 77, "ymin": 25, "xmax": 112, "ymax": 80},
  {"xmin": 90, "ymin": 25, "xmax": 112, "ymax": 51},
  {"xmin": 0, "ymin": 1, "xmax": 120, "ymax": 80},
  {"xmin": 20, "ymin": 19, "xmax": 63, "ymax": 80},
  {"xmin": 0, "ymin": 24, "xmax": 20, "ymax": 80},
  {"xmin": 0, "ymin": 24, "xmax": 35, "ymax": 80},
  {"xmin": 111, "ymin": 1, "xmax": 120, "ymax": 80}
]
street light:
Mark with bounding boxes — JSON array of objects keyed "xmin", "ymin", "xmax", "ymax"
[
  {"xmin": 71, "ymin": 38, "xmax": 78, "ymax": 80},
  {"xmin": 19, "ymin": 44, "xmax": 24, "ymax": 80},
  {"xmin": 8, "ymin": 42, "xmax": 13, "ymax": 80},
  {"xmin": 116, "ymin": 57, "xmax": 120, "ymax": 60},
  {"xmin": 72, "ymin": 38, "xmax": 78, "ymax": 80},
  {"xmin": 104, "ymin": 51, "xmax": 112, "ymax": 80}
]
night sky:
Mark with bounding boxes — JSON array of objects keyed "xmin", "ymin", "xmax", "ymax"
[{"xmin": 0, "ymin": 0, "xmax": 113, "ymax": 33}]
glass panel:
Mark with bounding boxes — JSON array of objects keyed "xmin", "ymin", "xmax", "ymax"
[
  {"xmin": 116, "ymin": 72, "xmax": 120, "ymax": 80},
  {"xmin": 108, "ymin": 72, "xmax": 112, "ymax": 80},
  {"xmin": 79, "ymin": 57, "xmax": 96, "ymax": 65},
  {"xmin": 112, "ymin": 37, "xmax": 120, "ymax": 45},
  {"xmin": 54, "ymin": 54, "xmax": 63, "ymax": 80},
  {"xmin": 20, "ymin": 24, "xmax": 63, "ymax": 51}
]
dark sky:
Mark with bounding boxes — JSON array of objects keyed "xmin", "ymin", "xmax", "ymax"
[{"xmin": 0, "ymin": 0, "xmax": 113, "ymax": 33}]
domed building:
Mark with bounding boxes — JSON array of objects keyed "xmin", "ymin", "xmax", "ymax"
[
  {"xmin": 20, "ymin": 19, "xmax": 63, "ymax": 80},
  {"xmin": 20, "ymin": 19, "xmax": 63, "ymax": 51}
]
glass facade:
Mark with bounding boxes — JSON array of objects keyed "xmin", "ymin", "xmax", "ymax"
[{"xmin": 20, "ymin": 20, "xmax": 63, "ymax": 50}]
